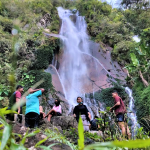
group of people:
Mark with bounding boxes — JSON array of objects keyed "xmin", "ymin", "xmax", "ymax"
[
  {"xmin": 8, "ymin": 85, "xmax": 62, "ymax": 128},
  {"xmin": 73, "ymin": 93, "xmax": 131, "ymax": 139},
  {"xmin": 7, "ymin": 85, "xmax": 131, "ymax": 139}
]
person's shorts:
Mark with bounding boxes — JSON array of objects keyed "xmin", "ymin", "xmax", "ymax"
[
  {"xmin": 56, "ymin": 112, "xmax": 62, "ymax": 116},
  {"xmin": 50, "ymin": 111, "xmax": 62, "ymax": 116},
  {"xmin": 25, "ymin": 112, "xmax": 39, "ymax": 128},
  {"xmin": 116, "ymin": 113, "xmax": 124, "ymax": 122}
]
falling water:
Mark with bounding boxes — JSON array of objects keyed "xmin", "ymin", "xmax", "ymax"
[
  {"xmin": 56, "ymin": 7, "xmax": 112, "ymax": 111},
  {"xmin": 125, "ymin": 87, "xmax": 140, "ymax": 137}
]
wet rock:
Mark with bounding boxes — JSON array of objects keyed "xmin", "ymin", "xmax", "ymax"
[{"xmin": 50, "ymin": 116, "xmax": 78, "ymax": 130}]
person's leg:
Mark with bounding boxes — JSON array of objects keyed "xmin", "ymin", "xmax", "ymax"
[
  {"xmin": 34, "ymin": 113, "xmax": 40, "ymax": 128},
  {"xmin": 25, "ymin": 113, "xmax": 30, "ymax": 128},
  {"xmin": 118, "ymin": 122, "xmax": 126, "ymax": 138},
  {"xmin": 125, "ymin": 123, "xmax": 131, "ymax": 139},
  {"xmin": 25, "ymin": 112, "xmax": 39, "ymax": 128},
  {"xmin": 88, "ymin": 112, "xmax": 91, "ymax": 121},
  {"xmin": 45, "ymin": 109, "xmax": 55, "ymax": 117},
  {"xmin": 47, "ymin": 114, "xmax": 52, "ymax": 122}
]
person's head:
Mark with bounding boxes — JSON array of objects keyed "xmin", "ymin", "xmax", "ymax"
[
  {"xmin": 55, "ymin": 99, "xmax": 60, "ymax": 106},
  {"xmin": 112, "ymin": 91, "xmax": 118, "ymax": 98},
  {"xmin": 77, "ymin": 97, "xmax": 83, "ymax": 104},
  {"xmin": 16, "ymin": 85, "xmax": 23, "ymax": 93}
]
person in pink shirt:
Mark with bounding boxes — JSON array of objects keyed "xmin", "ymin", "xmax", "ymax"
[{"xmin": 45, "ymin": 99, "xmax": 62, "ymax": 122}]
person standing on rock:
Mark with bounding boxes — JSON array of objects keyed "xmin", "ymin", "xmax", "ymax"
[
  {"xmin": 110, "ymin": 91, "xmax": 131, "ymax": 139},
  {"xmin": 45, "ymin": 99, "xmax": 62, "ymax": 122},
  {"xmin": 25, "ymin": 88, "xmax": 45, "ymax": 128},
  {"xmin": 73, "ymin": 97, "xmax": 91, "ymax": 131},
  {"xmin": 7, "ymin": 85, "xmax": 24, "ymax": 122}
]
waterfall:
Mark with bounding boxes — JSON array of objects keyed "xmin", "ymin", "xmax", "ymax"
[
  {"xmin": 56, "ymin": 7, "xmax": 112, "ymax": 110},
  {"xmin": 125, "ymin": 87, "xmax": 140, "ymax": 137},
  {"xmin": 45, "ymin": 8, "xmax": 140, "ymax": 137}
]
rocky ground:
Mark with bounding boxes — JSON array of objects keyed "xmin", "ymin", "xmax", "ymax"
[{"xmin": 11, "ymin": 116, "xmax": 95, "ymax": 150}]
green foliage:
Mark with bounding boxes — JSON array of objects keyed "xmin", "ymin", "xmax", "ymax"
[
  {"xmin": 84, "ymin": 132, "xmax": 102, "ymax": 142},
  {"xmin": 94, "ymin": 84, "xmax": 127, "ymax": 108},
  {"xmin": 19, "ymin": 70, "xmax": 53, "ymax": 98},
  {"xmin": 33, "ymin": 45, "xmax": 53, "ymax": 69},
  {"xmin": 135, "ymin": 85, "xmax": 150, "ymax": 131},
  {"xmin": 78, "ymin": 115, "xmax": 84, "ymax": 150},
  {"xmin": 112, "ymin": 41, "xmax": 135, "ymax": 65},
  {"xmin": 0, "ymin": 16, "xmax": 12, "ymax": 33},
  {"xmin": 18, "ymin": 73, "xmax": 35, "ymax": 87},
  {"xmin": 43, "ymin": 128, "xmax": 77, "ymax": 150}
]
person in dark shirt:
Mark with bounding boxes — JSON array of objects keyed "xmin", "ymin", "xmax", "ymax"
[
  {"xmin": 110, "ymin": 91, "xmax": 131, "ymax": 139},
  {"xmin": 73, "ymin": 97, "xmax": 91, "ymax": 131}
]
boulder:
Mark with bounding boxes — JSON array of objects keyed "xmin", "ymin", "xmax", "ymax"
[{"xmin": 50, "ymin": 116, "xmax": 78, "ymax": 130}]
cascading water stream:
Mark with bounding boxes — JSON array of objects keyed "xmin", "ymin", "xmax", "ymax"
[
  {"xmin": 56, "ymin": 7, "xmax": 113, "ymax": 111},
  {"xmin": 125, "ymin": 87, "xmax": 140, "ymax": 137}
]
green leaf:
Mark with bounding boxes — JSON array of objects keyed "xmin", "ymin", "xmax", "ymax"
[
  {"xmin": 35, "ymin": 135, "xmax": 50, "ymax": 147},
  {"xmin": 113, "ymin": 139, "xmax": 150, "ymax": 148},
  {"xmin": 21, "ymin": 129, "xmax": 40, "ymax": 145},
  {"xmin": 0, "ymin": 107, "xmax": 17, "ymax": 119},
  {"xmin": 1, "ymin": 124, "xmax": 11, "ymax": 150},
  {"xmin": 130, "ymin": 53, "xmax": 139, "ymax": 67},
  {"xmin": 0, "ymin": 97, "xmax": 3, "ymax": 101},
  {"xmin": 84, "ymin": 142, "xmax": 114, "ymax": 150},
  {"xmin": 26, "ymin": 75, "xmax": 29, "ymax": 78},
  {"xmin": 78, "ymin": 115, "xmax": 84, "ymax": 150},
  {"xmin": 10, "ymin": 138, "xmax": 27, "ymax": 150},
  {"xmin": 38, "ymin": 143, "xmax": 58, "ymax": 150}
]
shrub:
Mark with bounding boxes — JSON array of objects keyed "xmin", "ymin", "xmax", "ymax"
[
  {"xmin": 94, "ymin": 84, "xmax": 127, "ymax": 107},
  {"xmin": 33, "ymin": 45, "xmax": 53, "ymax": 69},
  {"xmin": 0, "ymin": 16, "xmax": 12, "ymax": 33},
  {"xmin": 135, "ymin": 85, "xmax": 150, "ymax": 131},
  {"xmin": 24, "ymin": 70, "xmax": 53, "ymax": 98}
]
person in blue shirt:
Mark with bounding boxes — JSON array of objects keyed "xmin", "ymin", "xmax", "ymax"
[{"xmin": 25, "ymin": 88, "xmax": 45, "ymax": 128}]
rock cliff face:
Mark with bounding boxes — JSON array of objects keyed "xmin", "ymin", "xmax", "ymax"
[{"xmin": 51, "ymin": 42, "xmax": 127, "ymax": 98}]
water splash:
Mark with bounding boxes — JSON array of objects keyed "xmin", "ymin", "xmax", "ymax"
[{"xmin": 125, "ymin": 87, "xmax": 140, "ymax": 137}]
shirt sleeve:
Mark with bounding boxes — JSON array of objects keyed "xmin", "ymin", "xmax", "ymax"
[
  {"xmin": 73, "ymin": 106, "xmax": 77, "ymax": 114},
  {"xmin": 115, "ymin": 96, "xmax": 120, "ymax": 103},
  {"xmin": 84, "ymin": 105, "xmax": 89, "ymax": 113},
  {"xmin": 32, "ymin": 90, "xmax": 42, "ymax": 97},
  {"xmin": 15, "ymin": 91, "xmax": 21, "ymax": 99}
]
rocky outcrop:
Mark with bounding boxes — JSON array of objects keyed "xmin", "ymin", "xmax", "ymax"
[{"xmin": 50, "ymin": 116, "xmax": 78, "ymax": 130}]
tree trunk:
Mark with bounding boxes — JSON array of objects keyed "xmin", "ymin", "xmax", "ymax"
[{"xmin": 139, "ymin": 70, "xmax": 149, "ymax": 87}]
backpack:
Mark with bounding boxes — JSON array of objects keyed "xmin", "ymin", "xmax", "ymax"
[{"xmin": 9, "ymin": 92, "xmax": 16, "ymax": 109}]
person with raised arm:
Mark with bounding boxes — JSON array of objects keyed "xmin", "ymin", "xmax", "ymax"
[{"xmin": 25, "ymin": 88, "xmax": 45, "ymax": 128}]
